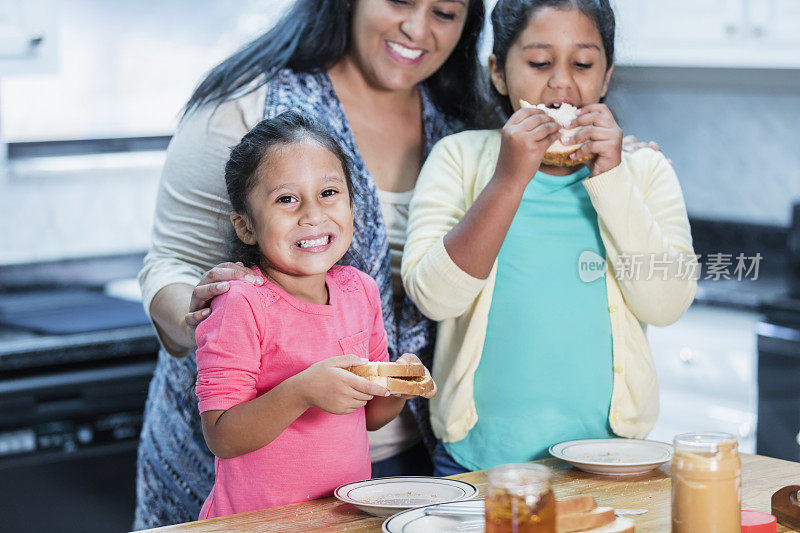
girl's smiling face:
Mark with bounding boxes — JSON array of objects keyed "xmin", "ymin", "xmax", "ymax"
[
  {"xmin": 232, "ymin": 140, "xmax": 354, "ymax": 281},
  {"xmin": 489, "ymin": 7, "xmax": 613, "ymax": 112},
  {"xmin": 348, "ymin": 0, "xmax": 469, "ymax": 91}
]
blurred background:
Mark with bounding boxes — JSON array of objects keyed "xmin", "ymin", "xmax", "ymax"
[{"xmin": 0, "ymin": 1, "xmax": 798, "ymax": 532}]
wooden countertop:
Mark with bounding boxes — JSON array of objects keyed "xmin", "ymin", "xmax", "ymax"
[{"xmin": 141, "ymin": 453, "xmax": 800, "ymax": 532}]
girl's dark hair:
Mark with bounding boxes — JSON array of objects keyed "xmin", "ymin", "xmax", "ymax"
[
  {"xmin": 183, "ymin": 0, "xmax": 489, "ymax": 128},
  {"xmin": 490, "ymin": 0, "xmax": 615, "ymax": 117},
  {"xmin": 224, "ymin": 110, "xmax": 355, "ymax": 268}
]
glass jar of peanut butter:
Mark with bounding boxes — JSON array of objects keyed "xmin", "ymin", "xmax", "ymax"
[{"xmin": 671, "ymin": 432, "xmax": 741, "ymax": 533}]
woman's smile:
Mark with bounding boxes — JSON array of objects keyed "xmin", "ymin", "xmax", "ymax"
[
  {"xmin": 385, "ymin": 40, "xmax": 427, "ymax": 64},
  {"xmin": 337, "ymin": 0, "xmax": 467, "ymax": 92}
]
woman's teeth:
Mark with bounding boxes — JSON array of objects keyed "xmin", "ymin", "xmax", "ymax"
[
  {"xmin": 387, "ymin": 42, "xmax": 423, "ymax": 60},
  {"xmin": 297, "ymin": 236, "xmax": 330, "ymax": 248}
]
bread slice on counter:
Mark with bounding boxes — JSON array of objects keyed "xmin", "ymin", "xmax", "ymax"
[
  {"xmin": 556, "ymin": 495, "xmax": 635, "ymax": 533},
  {"xmin": 557, "ymin": 507, "xmax": 615, "ymax": 532},
  {"xmin": 556, "ymin": 495, "xmax": 598, "ymax": 515}
]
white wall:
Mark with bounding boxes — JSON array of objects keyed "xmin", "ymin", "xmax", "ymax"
[
  {"xmin": 2, "ymin": 1, "xmax": 798, "ymax": 266},
  {"xmin": 0, "ymin": 167, "xmax": 161, "ymax": 264},
  {"xmin": 0, "ymin": 0, "xmax": 291, "ymax": 265},
  {"xmin": 606, "ymin": 67, "xmax": 800, "ymax": 226}
]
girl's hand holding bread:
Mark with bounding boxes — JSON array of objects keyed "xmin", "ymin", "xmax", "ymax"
[
  {"xmin": 296, "ymin": 354, "xmax": 390, "ymax": 415},
  {"xmin": 347, "ymin": 354, "xmax": 435, "ymax": 431},
  {"xmin": 561, "ymin": 103, "xmax": 623, "ymax": 176},
  {"xmin": 495, "ymin": 106, "xmax": 562, "ymax": 188}
]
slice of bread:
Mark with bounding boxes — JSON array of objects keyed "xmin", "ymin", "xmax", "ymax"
[
  {"xmin": 519, "ymin": 99, "xmax": 596, "ymax": 167},
  {"xmin": 556, "ymin": 495, "xmax": 598, "ymax": 516},
  {"xmin": 542, "ymin": 149, "xmax": 595, "ymax": 167},
  {"xmin": 557, "ymin": 507, "xmax": 616, "ymax": 532},
  {"xmin": 348, "ymin": 362, "xmax": 425, "ymax": 378},
  {"xmin": 367, "ymin": 375, "xmax": 434, "ymax": 396}
]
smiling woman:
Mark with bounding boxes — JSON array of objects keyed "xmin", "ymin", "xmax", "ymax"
[{"xmin": 133, "ymin": 0, "xmax": 489, "ymax": 529}]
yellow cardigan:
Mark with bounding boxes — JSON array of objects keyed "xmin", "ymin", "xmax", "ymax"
[{"xmin": 401, "ymin": 130, "xmax": 696, "ymax": 443}]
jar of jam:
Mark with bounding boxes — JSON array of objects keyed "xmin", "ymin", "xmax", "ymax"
[
  {"xmin": 671, "ymin": 432, "xmax": 741, "ymax": 532},
  {"xmin": 485, "ymin": 463, "xmax": 555, "ymax": 533}
]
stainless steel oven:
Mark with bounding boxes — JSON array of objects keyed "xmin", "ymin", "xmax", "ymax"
[
  {"xmin": 756, "ymin": 299, "xmax": 800, "ymax": 462},
  {"xmin": 0, "ymin": 326, "xmax": 157, "ymax": 533}
]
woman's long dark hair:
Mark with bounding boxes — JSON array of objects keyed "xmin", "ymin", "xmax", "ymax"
[{"xmin": 183, "ymin": 0, "xmax": 489, "ymax": 127}]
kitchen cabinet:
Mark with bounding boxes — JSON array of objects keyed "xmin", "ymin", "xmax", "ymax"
[
  {"xmin": 646, "ymin": 303, "xmax": 760, "ymax": 452},
  {"xmin": 0, "ymin": 0, "xmax": 58, "ymax": 75},
  {"xmin": 756, "ymin": 0, "xmax": 800, "ymax": 47},
  {"xmin": 614, "ymin": 0, "xmax": 800, "ymax": 68}
]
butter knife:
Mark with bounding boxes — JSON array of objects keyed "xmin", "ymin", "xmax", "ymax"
[{"xmin": 614, "ymin": 509, "xmax": 648, "ymax": 516}]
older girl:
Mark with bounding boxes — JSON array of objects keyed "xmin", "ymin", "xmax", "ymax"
[{"xmin": 402, "ymin": 0, "xmax": 696, "ymax": 476}]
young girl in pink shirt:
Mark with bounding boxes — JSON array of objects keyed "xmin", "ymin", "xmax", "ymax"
[{"xmin": 194, "ymin": 111, "xmax": 436, "ymax": 519}]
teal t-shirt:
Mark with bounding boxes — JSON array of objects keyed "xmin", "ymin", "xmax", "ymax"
[{"xmin": 445, "ymin": 166, "xmax": 614, "ymax": 471}]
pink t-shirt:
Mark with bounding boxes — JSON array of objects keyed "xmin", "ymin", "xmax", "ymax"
[{"xmin": 195, "ymin": 265, "xmax": 389, "ymax": 519}]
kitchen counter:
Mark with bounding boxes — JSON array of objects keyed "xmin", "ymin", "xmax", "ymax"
[
  {"xmin": 0, "ymin": 252, "xmax": 159, "ymax": 371},
  {"xmin": 0, "ymin": 323, "xmax": 158, "ymax": 371},
  {"xmin": 694, "ymin": 270, "xmax": 792, "ymax": 311},
  {"xmin": 141, "ymin": 453, "xmax": 800, "ymax": 532}
]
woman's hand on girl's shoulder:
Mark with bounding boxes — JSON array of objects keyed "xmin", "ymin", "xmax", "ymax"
[
  {"xmin": 295, "ymin": 355, "xmax": 390, "ymax": 415},
  {"xmin": 185, "ymin": 262, "xmax": 264, "ymax": 329},
  {"xmin": 562, "ymin": 103, "xmax": 623, "ymax": 176},
  {"xmin": 495, "ymin": 107, "xmax": 561, "ymax": 189},
  {"xmin": 622, "ymin": 135, "xmax": 673, "ymax": 166}
]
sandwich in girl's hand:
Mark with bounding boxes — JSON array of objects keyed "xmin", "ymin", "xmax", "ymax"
[
  {"xmin": 348, "ymin": 358, "xmax": 435, "ymax": 397},
  {"xmin": 519, "ymin": 100, "xmax": 595, "ymax": 167}
]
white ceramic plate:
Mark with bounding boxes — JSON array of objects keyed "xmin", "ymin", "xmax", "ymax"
[
  {"xmin": 334, "ymin": 476, "xmax": 479, "ymax": 517},
  {"xmin": 382, "ymin": 499, "xmax": 485, "ymax": 533},
  {"xmin": 549, "ymin": 438, "xmax": 673, "ymax": 475}
]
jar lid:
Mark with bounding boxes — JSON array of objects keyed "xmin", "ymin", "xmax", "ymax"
[
  {"xmin": 674, "ymin": 432, "xmax": 738, "ymax": 454},
  {"xmin": 741, "ymin": 510, "xmax": 777, "ymax": 532},
  {"xmin": 487, "ymin": 463, "xmax": 552, "ymax": 494}
]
